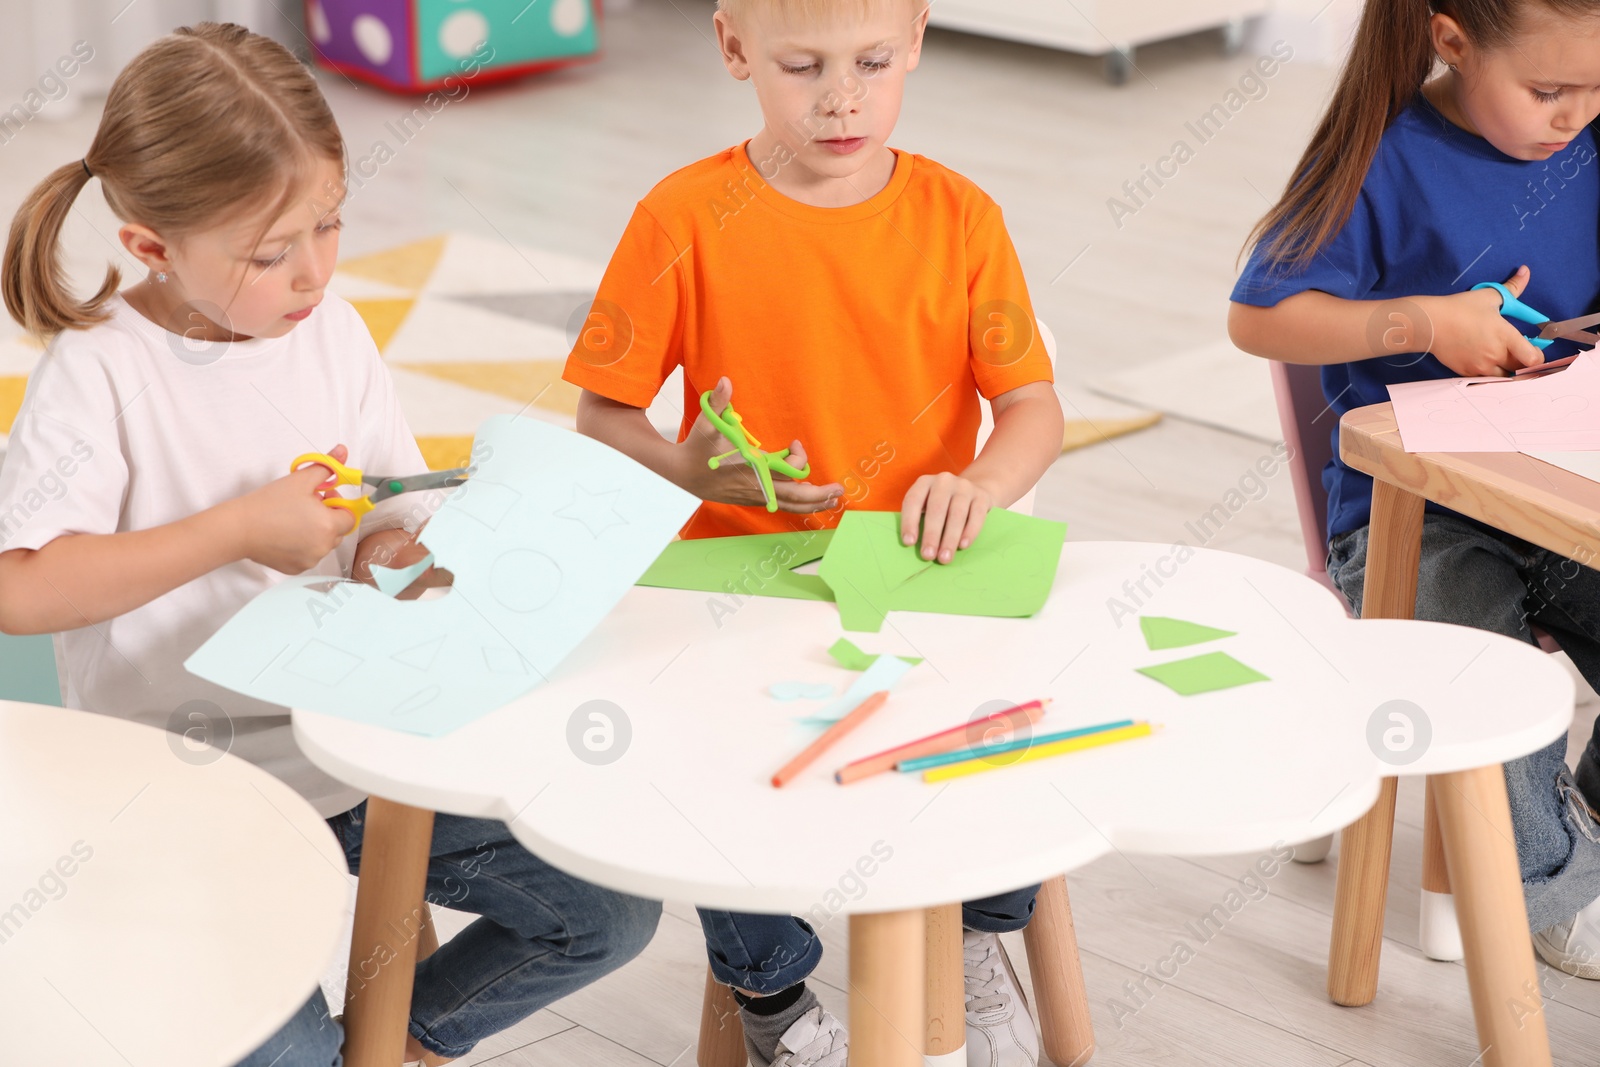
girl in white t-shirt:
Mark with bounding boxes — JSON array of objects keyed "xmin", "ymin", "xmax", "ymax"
[{"xmin": 0, "ymin": 24, "xmax": 658, "ymax": 1067}]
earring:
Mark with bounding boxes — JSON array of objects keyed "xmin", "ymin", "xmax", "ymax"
[{"xmin": 156, "ymin": 271, "xmax": 168, "ymax": 284}]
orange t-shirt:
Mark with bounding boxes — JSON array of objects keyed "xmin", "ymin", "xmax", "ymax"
[{"xmin": 563, "ymin": 142, "xmax": 1053, "ymax": 540}]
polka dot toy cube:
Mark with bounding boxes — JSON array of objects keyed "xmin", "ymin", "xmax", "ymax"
[{"xmin": 306, "ymin": 0, "xmax": 599, "ymax": 93}]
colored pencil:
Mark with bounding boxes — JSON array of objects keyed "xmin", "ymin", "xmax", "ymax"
[
  {"xmin": 773, "ymin": 691, "xmax": 890, "ymax": 788},
  {"xmin": 833, "ymin": 700, "xmax": 1048, "ymax": 785},
  {"xmin": 922, "ymin": 721, "xmax": 1154, "ymax": 783},
  {"xmin": 896, "ymin": 719, "xmax": 1135, "ymax": 774}
]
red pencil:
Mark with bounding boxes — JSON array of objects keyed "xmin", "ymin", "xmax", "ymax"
[
  {"xmin": 772, "ymin": 691, "xmax": 891, "ymax": 788},
  {"xmin": 833, "ymin": 700, "xmax": 1048, "ymax": 785}
]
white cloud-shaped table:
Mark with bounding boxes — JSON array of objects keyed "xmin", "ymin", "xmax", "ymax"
[{"xmin": 296, "ymin": 542, "xmax": 1571, "ymax": 1067}]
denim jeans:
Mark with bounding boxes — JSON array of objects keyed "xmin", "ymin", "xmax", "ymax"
[
  {"xmin": 234, "ymin": 801, "xmax": 662, "ymax": 1065},
  {"xmin": 698, "ymin": 885, "xmax": 1041, "ymax": 994},
  {"xmin": 1327, "ymin": 513, "xmax": 1600, "ymax": 931}
]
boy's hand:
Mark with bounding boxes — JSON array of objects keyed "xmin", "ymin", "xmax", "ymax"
[
  {"xmin": 680, "ymin": 377, "xmax": 843, "ymax": 513},
  {"xmin": 1424, "ymin": 266, "xmax": 1547, "ymax": 378},
  {"xmin": 231, "ymin": 443, "xmax": 356, "ymax": 574},
  {"xmin": 901, "ymin": 472, "xmax": 995, "ymax": 565}
]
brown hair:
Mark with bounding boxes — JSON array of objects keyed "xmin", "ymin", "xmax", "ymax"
[
  {"xmin": 1, "ymin": 22, "xmax": 344, "ymax": 336},
  {"xmin": 1245, "ymin": 0, "xmax": 1600, "ymax": 271},
  {"xmin": 717, "ymin": 0, "xmax": 925, "ymax": 24}
]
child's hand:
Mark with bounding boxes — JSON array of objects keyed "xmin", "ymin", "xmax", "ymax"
[
  {"xmin": 901, "ymin": 472, "xmax": 995, "ymax": 565},
  {"xmin": 231, "ymin": 443, "xmax": 357, "ymax": 573},
  {"xmin": 353, "ymin": 522, "xmax": 452, "ymax": 599},
  {"xmin": 1425, "ymin": 266, "xmax": 1547, "ymax": 378},
  {"xmin": 680, "ymin": 377, "xmax": 843, "ymax": 513}
]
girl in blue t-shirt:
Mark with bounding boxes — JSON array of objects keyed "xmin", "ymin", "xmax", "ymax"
[{"xmin": 1230, "ymin": 0, "xmax": 1600, "ymax": 978}]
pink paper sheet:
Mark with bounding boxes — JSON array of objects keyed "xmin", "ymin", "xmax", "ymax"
[{"xmin": 1388, "ymin": 354, "xmax": 1600, "ymax": 452}]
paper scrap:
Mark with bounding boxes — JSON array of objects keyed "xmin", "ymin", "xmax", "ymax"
[
  {"xmin": 1139, "ymin": 616, "xmax": 1235, "ymax": 651},
  {"xmin": 1388, "ymin": 353, "xmax": 1600, "ymax": 452},
  {"xmin": 768, "ymin": 681, "xmax": 835, "ymax": 702},
  {"xmin": 637, "ymin": 531, "xmax": 835, "ymax": 602},
  {"xmin": 370, "ymin": 553, "xmax": 436, "ymax": 597},
  {"xmin": 815, "ymin": 509, "xmax": 1067, "ymax": 633},
  {"xmin": 185, "ymin": 416, "xmax": 699, "ymax": 736},
  {"xmin": 826, "ymin": 638, "xmax": 922, "ymax": 671},
  {"xmin": 1136, "ymin": 652, "xmax": 1269, "ymax": 697},
  {"xmin": 797, "ymin": 653, "xmax": 914, "ymax": 725}
]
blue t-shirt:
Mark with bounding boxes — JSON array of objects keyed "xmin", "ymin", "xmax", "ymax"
[{"xmin": 1232, "ymin": 93, "xmax": 1600, "ymax": 541}]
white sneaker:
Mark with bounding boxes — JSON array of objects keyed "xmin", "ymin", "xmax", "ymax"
[
  {"xmin": 1534, "ymin": 894, "xmax": 1600, "ymax": 979},
  {"xmin": 769, "ymin": 1006, "xmax": 848, "ymax": 1067},
  {"xmin": 963, "ymin": 930, "xmax": 1040, "ymax": 1067}
]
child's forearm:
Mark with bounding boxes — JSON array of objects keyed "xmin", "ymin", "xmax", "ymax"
[
  {"xmin": 575, "ymin": 391, "xmax": 691, "ymax": 488},
  {"xmin": 963, "ymin": 383, "xmax": 1064, "ymax": 507},
  {"xmin": 0, "ymin": 503, "xmax": 245, "ymax": 635},
  {"xmin": 1229, "ymin": 291, "xmax": 1440, "ymax": 366}
]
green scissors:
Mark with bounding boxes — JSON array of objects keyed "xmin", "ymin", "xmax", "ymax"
[{"xmin": 699, "ymin": 391, "xmax": 811, "ymax": 513}]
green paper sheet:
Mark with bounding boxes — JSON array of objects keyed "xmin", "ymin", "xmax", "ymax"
[
  {"xmin": 637, "ymin": 531, "xmax": 836, "ymax": 601},
  {"xmin": 826, "ymin": 638, "xmax": 922, "ymax": 670},
  {"xmin": 815, "ymin": 509, "xmax": 1068, "ymax": 633},
  {"xmin": 1139, "ymin": 616, "xmax": 1236, "ymax": 651},
  {"xmin": 1137, "ymin": 652, "xmax": 1269, "ymax": 696}
]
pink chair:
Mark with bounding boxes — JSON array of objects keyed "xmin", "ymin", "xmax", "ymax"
[{"xmin": 1270, "ymin": 360, "xmax": 1471, "ymax": 960}]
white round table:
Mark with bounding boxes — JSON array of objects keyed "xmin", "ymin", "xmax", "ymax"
[
  {"xmin": 1, "ymin": 702, "xmax": 349, "ymax": 1067},
  {"xmin": 296, "ymin": 542, "xmax": 1572, "ymax": 1067}
]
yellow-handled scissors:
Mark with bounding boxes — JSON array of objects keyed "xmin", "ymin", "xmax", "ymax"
[{"xmin": 291, "ymin": 453, "xmax": 470, "ymax": 530}]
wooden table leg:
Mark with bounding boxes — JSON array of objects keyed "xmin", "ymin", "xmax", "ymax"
[
  {"xmin": 1421, "ymin": 778, "xmax": 1464, "ymax": 961},
  {"xmin": 342, "ymin": 797, "xmax": 435, "ymax": 1067},
  {"xmin": 1024, "ymin": 875, "xmax": 1095, "ymax": 1067},
  {"xmin": 850, "ymin": 909, "xmax": 925, "ymax": 1067},
  {"xmin": 1329, "ymin": 478, "xmax": 1424, "ymax": 1006},
  {"xmin": 924, "ymin": 903, "xmax": 965, "ymax": 1065},
  {"xmin": 698, "ymin": 966, "xmax": 747, "ymax": 1067},
  {"xmin": 1432, "ymin": 766, "xmax": 1553, "ymax": 1067}
]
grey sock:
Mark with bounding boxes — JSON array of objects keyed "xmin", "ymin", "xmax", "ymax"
[{"xmin": 742, "ymin": 985, "xmax": 821, "ymax": 1067}]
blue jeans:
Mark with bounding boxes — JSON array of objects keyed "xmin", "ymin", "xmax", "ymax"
[
  {"xmin": 234, "ymin": 801, "xmax": 662, "ymax": 1065},
  {"xmin": 698, "ymin": 885, "xmax": 1040, "ymax": 994},
  {"xmin": 1328, "ymin": 513, "xmax": 1600, "ymax": 931}
]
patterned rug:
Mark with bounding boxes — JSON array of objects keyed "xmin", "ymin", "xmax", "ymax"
[{"xmin": 0, "ymin": 231, "xmax": 1159, "ymax": 466}]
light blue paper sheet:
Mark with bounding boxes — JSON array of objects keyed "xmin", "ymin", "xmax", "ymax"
[
  {"xmin": 371, "ymin": 553, "xmax": 436, "ymax": 597},
  {"xmin": 797, "ymin": 653, "xmax": 914, "ymax": 726},
  {"xmin": 185, "ymin": 416, "xmax": 700, "ymax": 736}
]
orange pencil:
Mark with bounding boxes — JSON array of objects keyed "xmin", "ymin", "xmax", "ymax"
[
  {"xmin": 833, "ymin": 700, "xmax": 1048, "ymax": 785},
  {"xmin": 772, "ymin": 691, "xmax": 890, "ymax": 788}
]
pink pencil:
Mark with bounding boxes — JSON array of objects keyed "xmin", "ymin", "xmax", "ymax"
[{"xmin": 833, "ymin": 700, "xmax": 1048, "ymax": 785}]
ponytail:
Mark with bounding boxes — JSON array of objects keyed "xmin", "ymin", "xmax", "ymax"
[
  {"xmin": 1244, "ymin": 0, "xmax": 1436, "ymax": 271},
  {"xmin": 2, "ymin": 160, "xmax": 120, "ymax": 336}
]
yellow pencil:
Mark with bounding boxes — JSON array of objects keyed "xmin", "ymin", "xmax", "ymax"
[{"xmin": 922, "ymin": 721, "xmax": 1154, "ymax": 782}]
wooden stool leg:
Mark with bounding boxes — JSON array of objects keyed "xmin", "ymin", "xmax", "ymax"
[
  {"xmin": 342, "ymin": 798, "xmax": 435, "ymax": 1067},
  {"xmin": 1328, "ymin": 777, "xmax": 1398, "ymax": 1006},
  {"xmin": 850, "ymin": 910, "xmax": 925, "ymax": 1067},
  {"xmin": 1433, "ymin": 767, "xmax": 1553, "ymax": 1067},
  {"xmin": 1023, "ymin": 875, "xmax": 1095, "ymax": 1067},
  {"xmin": 1420, "ymin": 778, "xmax": 1464, "ymax": 961},
  {"xmin": 698, "ymin": 966, "xmax": 747, "ymax": 1067},
  {"xmin": 1328, "ymin": 479, "xmax": 1425, "ymax": 1007},
  {"xmin": 925, "ymin": 903, "xmax": 965, "ymax": 1063}
]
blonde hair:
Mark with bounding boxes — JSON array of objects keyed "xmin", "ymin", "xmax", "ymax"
[
  {"xmin": 1, "ymin": 22, "xmax": 345, "ymax": 336},
  {"xmin": 718, "ymin": 0, "xmax": 925, "ymax": 23}
]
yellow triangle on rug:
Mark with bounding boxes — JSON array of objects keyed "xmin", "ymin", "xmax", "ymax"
[
  {"xmin": 403, "ymin": 360, "xmax": 582, "ymax": 417},
  {"xmin": 338, "ymin": 235, "xmax": 448, "ymax": 292},
  {"xmin": 348, "ymin": 299, "xmax": 417, "ymax": 354}
]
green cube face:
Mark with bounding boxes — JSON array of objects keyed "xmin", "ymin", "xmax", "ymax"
[{"xmin": 416, "ymin": 0, "xmax": 598, "ymax": 83}]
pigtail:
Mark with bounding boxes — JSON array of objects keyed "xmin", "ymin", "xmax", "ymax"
[
  {"xmin": 1243, "ymin": 0, "xmax": 1437, "ymax": 270},
  {"xmin": 2, "ymin": 160, "xmax": 119, "ymax": 336}
]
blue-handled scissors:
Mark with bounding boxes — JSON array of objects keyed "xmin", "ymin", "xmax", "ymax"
[
  {"xmin": 291, "ymin": 453, "xmax": 469, "ymax": 530},
  {"xmin": 1472, "ymin": 281, "xmax": 1600, "ymax": 350}
]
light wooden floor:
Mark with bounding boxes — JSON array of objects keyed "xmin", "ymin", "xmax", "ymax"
[{"xmin": 10, "ymin": 1, "xmax": 1600, "ymax": 1061}]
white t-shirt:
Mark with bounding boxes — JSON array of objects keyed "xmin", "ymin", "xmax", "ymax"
[{"xmin": 0, "ymin": 293, "xmax": 428, "ymax": 817}]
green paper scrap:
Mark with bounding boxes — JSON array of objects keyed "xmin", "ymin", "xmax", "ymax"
[
  {"xmin": 1139, "ymin": 616, "xmax": 1236, "ymax": 651},
  {"xmin": 1136, "ymin": 652, "xmax": 1269, "ymax": 697},
  {"xmin": 826, "ymin": 638, "xmax": 921, "ymax": 671},
  {"xmin": 637, "ymin": 531, "xmax": 836, "ymax": 602},
  {"xmin": 815, "ymin": 509, "xmax": 1068, "ymax": 633}
]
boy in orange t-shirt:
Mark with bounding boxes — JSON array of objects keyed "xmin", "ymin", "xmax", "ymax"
[{"xmin": 564, "ymin": 2, "xmax": 1063, "ymax": 1063}]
